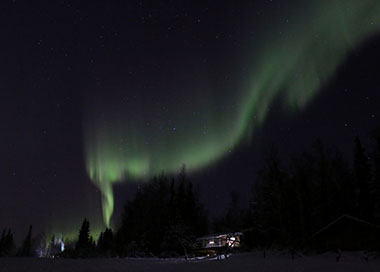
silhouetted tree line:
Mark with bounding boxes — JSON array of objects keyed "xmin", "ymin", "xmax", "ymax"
[
  {"xmin": 0, "ymin": 229, "xmax": 14, "ymax": 257},
  {"xmin": 59, "ymin": 166, "xmax": 208, "ymax": 258},
  {"xmin": 0, "ymin": 225, "xmax": 36, "ymax": 257},
  {"xmin": 116, "ymin": 167, "xmax": 208, "ymax": 257},
  {"xmin": 213, "ymin": 190, "xmax": 245, "ymax": 234},
  {"xmin": 5, "ymin": 128, "xmax": 380, "ymax": 258},
  {"xmin": 238, "ymin": 131, "xmax": 380, "ymax": 250}
]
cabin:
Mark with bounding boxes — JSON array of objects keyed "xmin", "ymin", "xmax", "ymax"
[
  {"xmin": 197, "ymin": 232, "xmax": 242, "ymax": 249},
  {"xmin": 195, "ymin": 232, "xmax": 242, "ymax": 256}
]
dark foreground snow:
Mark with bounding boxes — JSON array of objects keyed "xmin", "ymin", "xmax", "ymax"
[{"xmin": 1, "ymin": 251, "xmax": 380, "ymax": 272}]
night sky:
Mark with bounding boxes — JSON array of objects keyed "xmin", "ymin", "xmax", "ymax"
[{"xmin": 1, "ymin": 0, "xmax": 380, "ymax": 241}]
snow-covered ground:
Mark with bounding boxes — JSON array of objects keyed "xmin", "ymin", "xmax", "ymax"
[{"xmin": 1, "ymin": 251, "xmax": 380, "ymax": 272}]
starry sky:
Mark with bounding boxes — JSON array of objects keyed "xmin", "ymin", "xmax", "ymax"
[{"xmin": 1, "ymin": 0, "xmax": 380, "ymax": 241}]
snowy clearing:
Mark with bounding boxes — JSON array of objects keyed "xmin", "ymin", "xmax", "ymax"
[{"xmin": 1, "ymin": 251, "xmax": 380, "ymax": 272}]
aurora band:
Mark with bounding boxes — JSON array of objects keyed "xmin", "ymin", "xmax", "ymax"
[{"xmin": 84, "ymin": 0, "xmax": 380, "ymax": 227}]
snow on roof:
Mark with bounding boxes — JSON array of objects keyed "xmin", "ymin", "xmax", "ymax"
[{"xmin": 196, "ymin": 232, "xmax": 243, "ymax": 241}]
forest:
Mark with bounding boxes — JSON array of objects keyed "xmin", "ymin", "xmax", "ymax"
[{"xmin": 1, "ymin": 127, "xmax": 380, "ymax": 258}]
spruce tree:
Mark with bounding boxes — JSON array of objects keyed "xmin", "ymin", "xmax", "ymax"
[
  {"xmin": 76, "ymin": 218, "xmax": 91, "ymax": 257},
  {"xmin": 20, "ymin": 225, "xmax": 33, "ymax": 257},
  {"xmin": 4, "ymin": 229, "xmax": 14, "ymax": 256},
  {"xmin": 98, "ymin": 228, "xmax": 114, "ymax": 256},
  {"xmin": 372, "ymin": 129, "xmax": 380, "ymax": 222},
  {"xmin": 0, "ymin": 229, "xmax": 5, "ymax": 256},
  {"xmin": 353, "ymin": 137, "xmax": 372, "ymax": 219}
]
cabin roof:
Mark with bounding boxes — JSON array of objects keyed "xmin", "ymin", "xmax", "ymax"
[
  {"xmin": 196, "ymin": 232, "xmax": 242, "ymax": 241},
  {"xmin": 310, "ymin": 214, "xmax": 380, "ymax": 240}
]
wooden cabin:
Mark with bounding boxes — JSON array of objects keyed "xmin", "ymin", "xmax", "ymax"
[{"xmin": 196, "ymin": 232, "xmax": 242, "ymax": 256}]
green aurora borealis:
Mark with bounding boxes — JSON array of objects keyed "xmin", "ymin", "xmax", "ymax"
[{"xmin": 85, "ymin": 0, "xmax": 380, "ymax": 227}]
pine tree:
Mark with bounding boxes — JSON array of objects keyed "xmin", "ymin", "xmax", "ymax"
[
  {"xmin": 353, "ymin": 137, "xmax": 372, "ymax": 219},
  {"xmin": 372, "ymin": 127, "xmax": 380, "ymax": 221},
  {"xmin": 176, "ymin": 167, "xmax": 187, "ymax": 223},
  {"xmin": 224, "ymin": 191, "xmax": 243, "ymax": 232},
  {"xmin": 76, "ymin": 218, "xmax": 90, "ymax": 249},
  {"xmin": 76, "ymin": 218, "xmax": 91, "ymax": 257},
  {"xmin": 98, "ymin": 228, "xmax": 114, "ymax": 256},
  {"xmin": 117, "ymin": 169, "xmax": 208, "ymax": 257},
  {"xmin": 4, "ymin": 229, "xmax": 14, "ymax": 256},
  {"xmin": 168, "ymin": 178, "xmax": 176, "ymax": 223},
  {"xmin": 19, "ymin": 225, "xmax": 33, "ymax": 257},
  {"xmin": 0, "ymin": 229, "xmax": 5, "ymax": 256}
]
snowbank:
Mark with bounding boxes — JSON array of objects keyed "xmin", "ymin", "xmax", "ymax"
[{"xmin": 1, "ymin": 251, "xmax": 380, "ymax": 272}]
